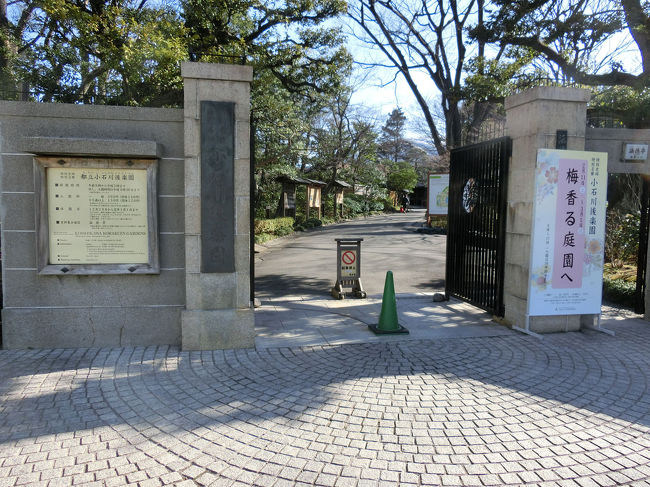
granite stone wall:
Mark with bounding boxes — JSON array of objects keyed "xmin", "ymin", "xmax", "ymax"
[
  {"xmin": 585, "ymin": 127, "xmax": 650, "ymax": 174},
  {"xmin": 0, "ymin": 102, "xmax": 185, "ymax": 348}
]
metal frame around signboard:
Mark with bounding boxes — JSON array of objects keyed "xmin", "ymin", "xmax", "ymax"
[{"xmin": 35, "ymin": 156, "xmax": 159, "ymax": 275}]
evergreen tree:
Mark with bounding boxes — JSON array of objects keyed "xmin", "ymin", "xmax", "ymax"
[{"xmin": 378, "ymin": 108, "xmax": 410, "ymax": 164}]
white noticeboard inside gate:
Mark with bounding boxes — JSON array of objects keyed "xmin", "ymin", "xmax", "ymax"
[
  {"xmin": 528, "ymin": 149, "xmax": 608, "ymax": 316},
  {"xmin": 427, "ymin": 173, "xmax": 449, "ymax": 215}
]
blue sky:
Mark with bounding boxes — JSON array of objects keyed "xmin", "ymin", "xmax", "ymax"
[{"xmin": 336, "ymin": 4, "xmax": 643, "ymax": 146}]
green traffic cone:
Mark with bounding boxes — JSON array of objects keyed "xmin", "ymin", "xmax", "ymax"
[{"xmin": 369, "ymin": 271, "xmax": 409, "ymax": 335}]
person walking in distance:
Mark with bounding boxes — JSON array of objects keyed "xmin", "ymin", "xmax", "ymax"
[{"xmin": 401, "ymin": 192, "xmax": 410, "ymax": 213}]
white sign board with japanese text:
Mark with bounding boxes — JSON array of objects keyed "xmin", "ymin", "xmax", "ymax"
[
  {"xmin": 427, "ymin": 174, "xmax": 449, "ymax": 215},
  {"xmin": 47, "ymin": 167, "xmax": 149, "ymax": 264},
  {"xmin": 528, "ymin": 149, "xmax": 608, "ymax": 316},
  {"xmin": 623, "ymin": 143, "xmax": 648, "ymax": 161}
]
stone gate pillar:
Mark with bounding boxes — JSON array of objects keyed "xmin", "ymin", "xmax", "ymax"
[
  {"xmin": 504, "ymin": 87, "xmax": 591, "ymax": 332},
  {"xmin": 181, "ymin": 62, "xmax": 254, "ymax": 349}
]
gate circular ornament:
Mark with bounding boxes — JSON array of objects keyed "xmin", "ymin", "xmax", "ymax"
[{"xmin": 462, "ymin": 178, "xmax": 478, "ymax": 213}]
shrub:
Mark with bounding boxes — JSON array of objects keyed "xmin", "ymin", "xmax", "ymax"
[
  {"xmin": 602, "ymin": 277, "xmax": 636, "ymax": 308},
  {"xmin": 344, "ymin": 194, "xmax": 385, "ymax": 215},
  {"xmin": 605, "ymin": 210, "xmax": 639, "ymax": 266},
  {"xmin": 320, "ymin": 216, "xmax": 338, "ymax": 225},
  {"xmin": 254, "ymin": 217, "xmax": 294, "ymax": 236},
  {"xmin": 254, "ymin": 233, "xmax": 275, "ymax": 244},
  {"xmin": 429, "ymin": 216, "xmax": 447, "ymax": 229},
  {"xmin": 303, "ymin": 218, "xmax": 323, "ymax": 229},
  {"xmin": 382, "ymin": 196, "xmax": 398, "ymax": 212},
  {"xmin": 428, "ymin": 216, "xmax": 448, "ymax": 234}
]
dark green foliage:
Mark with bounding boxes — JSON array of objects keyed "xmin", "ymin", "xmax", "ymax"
[
  {"xmin": 343, "ymin": 194, "xmax": 384, "ymax": 215},
  {"xmin": 254, "ymin": 217, "xmax": 294, "ymax": 243},
  {"xmin": 5, "ymin": 0, "xmax": 187, "ymax": 106},
  {"xmin": 471, "ymin": 0, "xmax": 650, "ymax": 90},
  {"xmin": 3, "ymin": 0, "xmax": 351, "ymax": 109},
  {"xmin": 605, "ymin": 211, "xmax": 640, "ymax": 266},
  {"xmin": 379, "ymin": 108, "xmax": 409, "ymax": 164},
  {"xmin": 293, "ymin": 217, "xmax": 324, "ymax": 232},
  {"xmin": 254, "ymin": 217, "xmax": 295, "ymax": 235},
  {"xmin": 386, "ymin": 162, "xmax": 418, "ymax": 192},
  {"xmin": 602, "ymin": 278, "xmax": 636, "ymax": 309},
  {"xmin": 303, "ymin": 218, "xmax": 323, "ymax": 229},
  {"xmin": 589, "ymin": 87, "xmax": 650, "ymax": 129},
  {"xmin": 381, "ymin": 196, "xmax": 396, "ymax": 212}
]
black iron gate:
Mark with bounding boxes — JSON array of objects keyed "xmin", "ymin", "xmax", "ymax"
[
  {"xmin": 445, "ymin": 137, "xmax": 511, "ymax": 316},
  {"xmin": 0, "ymin": 224, "xmax": 3, "ymax": 346},
  {"xmin": 635, "ymin": 176, "xmax": 650, "ymax": 314}
]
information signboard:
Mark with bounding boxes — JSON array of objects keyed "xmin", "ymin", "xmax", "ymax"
[
  {"xmin": 427, "ymin": 174, "xmax": 449, "ymax": 215},
  {"xmin": 528, "ymin": 149, "xmax": 608, "ymax": 315},
  {"xmin": 308, "ymin": 186, "xmax": 321, "ymax": 207},
  {"xmin": 35, "ymin": 157, "xmax": 159, "ymax": 275},
  {"xmin": 47, "ymin": 167, "xmax": 149, "ymax": 264}
]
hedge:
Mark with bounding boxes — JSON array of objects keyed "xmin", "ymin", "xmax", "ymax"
[
  {"xmin": 602, "ymin": 277, "xmax": 636, "ymax": 308},
  {"xmin": 254, "ymin": 217, "xmax": 294, "ymax": 236}
]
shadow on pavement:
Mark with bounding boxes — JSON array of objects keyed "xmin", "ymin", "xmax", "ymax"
[
  {"xmin": 1, "ymin": 320, "xmax": 650, "ymax": 445},
  {"xmin": 255, "ymin": 274, "xmax": 333, "ymax": 299}
]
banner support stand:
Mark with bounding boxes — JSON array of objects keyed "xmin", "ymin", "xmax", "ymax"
[
  {"xmin": 512, "ymin": 314, "xmax": 544, "ymax": 339},
  {"xmin": 581, "ymin": 313, "xmax": 615, "ymax": 336}
]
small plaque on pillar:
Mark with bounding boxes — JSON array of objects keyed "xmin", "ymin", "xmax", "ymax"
[{"xmin": 623, "ymin": 143, "xmax": 648, "ymax": 161}]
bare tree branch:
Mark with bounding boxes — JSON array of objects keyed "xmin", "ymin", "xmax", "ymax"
[{"xmin": 348, "ymin": 0, "xmax": 487, "ymax": 152}]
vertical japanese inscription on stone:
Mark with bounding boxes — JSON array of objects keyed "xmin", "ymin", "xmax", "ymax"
[
  {"xmin": 201, "ymin": 101, "xmax": 235, "ymax": 273},
  {"xmin": 47, "ymin": 167, "xmax": 149, "ymax": 264}
]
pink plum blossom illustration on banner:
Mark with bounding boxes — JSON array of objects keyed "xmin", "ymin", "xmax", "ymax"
[{"xmin": 535, "ymin": 161, "xmax": 558, "ymax": 203}]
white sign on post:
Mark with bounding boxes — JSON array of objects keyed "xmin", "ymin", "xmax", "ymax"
[
  {"xmin": 427, "ymin": 174, "xmax": 449, "ymax": 215},
  {"xmin": 528, "ymin": 149, "xmax": 608, "ymax": 316},
  {"xmin": 623, "ymin": 143, "xmax": 648, "ymax": 161},
  {"xmin": 340, "ymin": 249, "xmax": 358, "ymax": 277}
]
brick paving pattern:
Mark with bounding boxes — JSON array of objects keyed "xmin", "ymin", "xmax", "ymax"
[{"xmin": 1, "ymin": 320, "xmax": 650, "ymax": 486}]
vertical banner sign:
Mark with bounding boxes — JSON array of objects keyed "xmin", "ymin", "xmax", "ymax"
[
  {"xmin": 528, "ymin": 149, "xmax": 608, "ymax": 315},
  {"xmin": 427, "ymin": 174, "xmax": 450, "ymax": 215}
]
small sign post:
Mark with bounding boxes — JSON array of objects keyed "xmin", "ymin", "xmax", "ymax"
[{"xmin": 331, "ymin": 238, "xmax": 366, "ymax": 299}]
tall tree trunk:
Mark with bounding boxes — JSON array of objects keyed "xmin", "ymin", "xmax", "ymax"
[{"xmin": 0, "ymin": 0, "xmax": 11, "ymax": 74}]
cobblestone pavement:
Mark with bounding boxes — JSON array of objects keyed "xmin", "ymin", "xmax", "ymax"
[
  {"xmin": 255, "ymin": 296, "xmax": 512, "ymax": 349},
  {"xmin": 1, "ymin": 318, "xmax": 650, "ymax": 486}
]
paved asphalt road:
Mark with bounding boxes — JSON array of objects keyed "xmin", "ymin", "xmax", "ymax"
[{"xmin": 254, "ymin": 209, "xmax": 446, "ymax": 299}]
